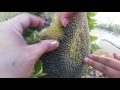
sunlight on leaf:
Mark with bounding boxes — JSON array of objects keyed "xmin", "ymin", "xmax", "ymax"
[
  {"xmin": 32, "ymin": 60, "xmax": 46, "ymax": 78},
  {"xmin": 90, "ymin": 35, "xmax": 98, "ymax": 42},
  {"xmin": 90, "ymin": 43, "xmax": 101, "ymax": 54},
  {"xmin": 87, "ymin": 12, "xmax": 97, "ymax": 31}
]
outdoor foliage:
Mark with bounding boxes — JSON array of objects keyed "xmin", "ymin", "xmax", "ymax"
[
  {"xmin": 96, "ymin": 23, "xmax": 120, "ymax": 36},
  {"xmin": 87, "ymin": 12, "xmax": 100, "ymax": 54}
]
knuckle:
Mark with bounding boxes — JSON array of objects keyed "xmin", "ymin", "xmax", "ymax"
[
  {"xmin": 94, "ymin": 55, "xmax": 99, "ymax": 60},
  {"xmin": 90, "ymin": 60, "xmax": 95, "ymax": 66},
  {"xmin": 104, "ymin": 58, "xmax": 110, "ymax": 64},
  {"xmin": 101, "ymin": 65, "xmax": 107, "ymax": 72}
]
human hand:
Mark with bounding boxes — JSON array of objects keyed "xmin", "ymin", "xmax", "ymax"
[
  {"xmin": 0, "ymin": 13, "xmax": 59, "ymax": 78},
  {"xmin": 84, "ymin": 53, "xmax": 120, "ymax": 78},
  {"xmin": 60, "ymin": 12, "xmax": 78, "ymax": 27}
]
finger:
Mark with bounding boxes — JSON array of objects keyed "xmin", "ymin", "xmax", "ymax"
[
  {"xmin": 25, "ymin": 40, "xmax": 59, "ymax": 62},
  {"xmin": 60, "ymin": 12, "xmax": 78, "ymax": 27},
  {"xmin": 84, "ymin": 58, "xmax": 120, "ymax": 78},
  {"xmin": 87, "ymin": 54, "xmax": 120, "ymax": 71},
  {"xmin": 113, "ymin": 53, "xmax": 120, "ymax": 61},
  {"xmin": 7, "ymin": 13, "xmax": 45, "ymax": 33}
]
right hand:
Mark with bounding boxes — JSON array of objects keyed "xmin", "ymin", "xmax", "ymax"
[{"xmin": 84, "ymin": 53, "xmax": 120, "ymax": 78}]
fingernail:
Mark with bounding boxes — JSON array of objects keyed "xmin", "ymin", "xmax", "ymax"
[
  {"xmin": 50, "ymin": 41, "xmax": 59, "ymax": 48},
  {"xmin": 84, "ymin": 58, "xmax": 89, "ymax": 63},
  {"xmin": 63, "ymin": 18, "xmax": 69, "ymax": 27},
  {"xmin": 36, "ymin": 27, "xmax": 43, "ymax": 32},
  {"xmin": 88, "ymin": 55, "xmax": 93, "ymax": 58}
]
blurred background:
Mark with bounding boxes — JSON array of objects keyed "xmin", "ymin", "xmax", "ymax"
[{"xmin": 91, "ymin": 12, "xmax": 120, "ymax": 58}]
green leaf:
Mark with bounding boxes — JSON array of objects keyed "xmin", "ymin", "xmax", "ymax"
[
  {"xmin": 34, "ymin": 60, "xmax": 43, "ymax": 74},
  {"xmin": 37, "ymin": 73, "xmax": 47, "ymax": 78},
  {"xmin": 90, "ymin": 43, "xmax": 101, "ymax": 54},
  {"xmin": 26, "ymin": 37, "xmax": 34, "ymax": 44},
  {"xmin": 32, "ymin": 33, "xmax": 39, "ymax": 43},
  {"xmin": 90, "ymin": 35, "xmax": 98, "ymax": 42},
  {"xmin": 32, "ymin": 60, "xmax": 46, "ymax": 78},
  {"xmin": 23, "ymin": 27, "xmax": 35, "ymax": 38},
  {"xmin": 87, "ymin": 12, "xmax": 97, "ymax": 31},
  {"xmin": 87, "ymin": 12, "xmax": 97, "ymax": 17},
  {"xmin": 89, "ymin": 24, "xmax": 96, "ymax": 31},
  {"xmin": 88, "ymin": 19, "xmax": 96, "ymax": 31},
  {"xmin": 88, "ymin": 18, "xmax": 97, "ymax": 24},
  {"xmin": 25, "ymin": 32, "xmax": 40, "ymax": 44}
]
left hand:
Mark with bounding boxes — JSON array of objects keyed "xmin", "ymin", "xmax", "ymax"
[
  {"xmin": 84, "ymin": 53, "xmax": 120, "ymax": 78},
  {"xmin": 60, "ymin": 12, "xmax": 78, "ymax": 27},
  {"xmin": 0, "ymin": 13, "xmax": 59, "ymax": 78}
]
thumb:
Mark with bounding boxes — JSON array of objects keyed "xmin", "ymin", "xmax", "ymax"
[{"xmin": 26, "ymin": 40, "xmax": 59, "ymax": 61}]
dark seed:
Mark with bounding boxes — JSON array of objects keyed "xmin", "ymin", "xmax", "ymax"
[
  {"xmin": 48, "ymin": 18, "xmax": 52, "ymax": 22},
  {"xmin": 44, "ymin": 18, "xmax": 52, "ymax": 26},
  {"xmin": 44, "ymin": 21, "xmax": 51, "ymax": 26},
  {"xmin": 36, "ymin": 27, "xmax": 43, "ymax": 32},
  {"xmin": 46, "ymin": 18, "xmax": 52, "ymax": 22},
  {"xmin": 42, "ymin": 36, "xmax": 52, "ymax": 40}
]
